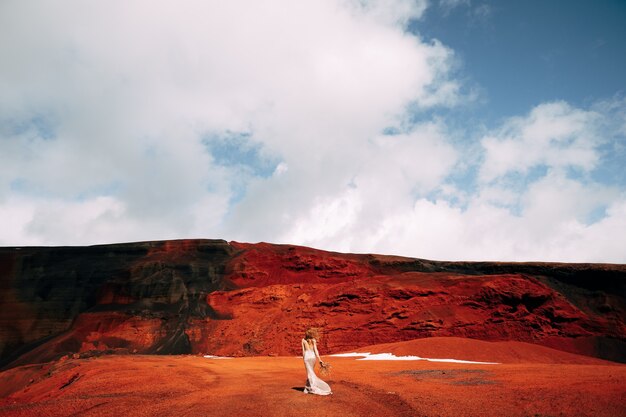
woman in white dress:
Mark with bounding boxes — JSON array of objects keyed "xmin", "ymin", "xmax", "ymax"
[{"xmin": 302, "ymin": 328, "xmax": 332, "ymax": 395}]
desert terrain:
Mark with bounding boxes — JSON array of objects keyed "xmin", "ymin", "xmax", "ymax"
[
  {"xmin": 1, "ymin": 337, "xmax": 625, "ymax": 417},
  {"xmin": 1, "ymin": 240, "xmax": 624, "ymax": 416}
]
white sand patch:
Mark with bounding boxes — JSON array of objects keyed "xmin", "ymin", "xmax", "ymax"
[
  {"xmin": 358, "ymin": 353, "xmax": 423, "ymax": 361},
  {"xmin": 203, "ymin": 355, "xmax": 233, "ymax": 359},
  {"xmin": 330, "ymin": 352, "xmax": 499, "ymax": 365},
  {"xmin": 329, "ymin": 352, "xmax": 372, "ymax": 357},
  {"xmin": 424, "ymin": 357, "xmax": 499, "ymax": 365}
]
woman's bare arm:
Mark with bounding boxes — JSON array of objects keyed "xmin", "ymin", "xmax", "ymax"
[
  {"xmin": 313, "ymin": 339, "xmax": 323, "ymax": 363},
  {"xmin": 302, "ymin": 339, "xmax": 307, "ymax": 357}
]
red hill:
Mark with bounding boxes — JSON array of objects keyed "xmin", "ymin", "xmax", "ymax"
[{"xmin": 1, "ymin": 239, "xmax": 624, "ymax": 369}]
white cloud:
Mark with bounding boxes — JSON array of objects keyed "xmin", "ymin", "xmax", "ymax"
[
  {"xmin": 269, "ymin": 121, "xmax": 459, "ymax": 249},
  {"xmin": 350, "ymin": 0, "xmax": 429, "ymax": 26},
  {"xmin": 0, "ymin": 1, "xmax": 624, "ymax": 263},
  {"xmin": 0, "ymin": 0, "xmax": 457, "ymax": 245},
  {"xmin": 521, "ymin": 171, "xmax": 616, "ymax": 232},
  {"xmin": 0, "ymin": 197, "xmax": 38, "ymax": 246},
  {"xmin": 0, "ymin": 196, "xmax": 130, "ymax": 245},
  {"xmin": 274, "ymin": 101, "xmax": 626, "ymax": 263},
  {"xmin": 479, "ymin": 101, "xmax": 601, "ymax": 183},
  {"xmin": 337, "ymin": 186, "xmax": 625, "ymax": 263}
]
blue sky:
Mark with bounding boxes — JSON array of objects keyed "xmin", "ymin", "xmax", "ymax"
[
  {"xmin": 419, "ymin": 1, "xmax": 626, "ymax": 121},
  {"xmin": 0, "ymin": 0, "xmax": 625, "ymax": 262}
]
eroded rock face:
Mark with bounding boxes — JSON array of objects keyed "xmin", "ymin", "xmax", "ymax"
[
  {"xmin": 1, "ymin": 240, "xmax": 624, "ymax": 368},
  {"xmin": 0, "ymin": 240, "xmax": 233, "ymax": 367}
]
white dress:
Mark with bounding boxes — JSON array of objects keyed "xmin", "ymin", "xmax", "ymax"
[{"xmin": 302, "ymin": 339, "xmax": 332, "ymax": 395}]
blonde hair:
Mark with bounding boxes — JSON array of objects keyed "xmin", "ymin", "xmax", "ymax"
[
  {"xmin": 304, "ymin": 327, "xmax": 320, "ymax": 348},
  {"xmin": 304, "ymin": 327, "xmax": 320, "ymax": 340}
]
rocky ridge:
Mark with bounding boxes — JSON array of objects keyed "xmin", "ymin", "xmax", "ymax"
[{"xmin": 0, "ymin": 239, "xmax": 624, "ymax": 368}]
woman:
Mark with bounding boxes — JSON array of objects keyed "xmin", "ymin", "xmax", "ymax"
[{"xmin": 302, "ymin": 328, "xmax": 332, "ymax": 395}]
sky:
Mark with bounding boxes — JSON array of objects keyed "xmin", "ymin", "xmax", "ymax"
[{"xmin": 1, "ymin": 0, "xmax": 625, "ymax": 262}]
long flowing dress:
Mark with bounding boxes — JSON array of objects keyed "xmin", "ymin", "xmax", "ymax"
[{"xmin": 302, "ymin": 339, "xmax": 332, "ymax": 395}]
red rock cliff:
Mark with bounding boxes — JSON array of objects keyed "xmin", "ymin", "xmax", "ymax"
[{"xmin": 1, "ymin": 240, "xmax": 624, "ymax": 368}]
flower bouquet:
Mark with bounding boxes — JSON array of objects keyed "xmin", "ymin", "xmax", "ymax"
[{"xmin": 319, "ymin": 361, "xmax": 332, "ymax": 377}]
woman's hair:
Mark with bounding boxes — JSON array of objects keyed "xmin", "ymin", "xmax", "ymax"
[{"xmin": 304, "ymin": 327, "xmax": 320, "ymax": 340}]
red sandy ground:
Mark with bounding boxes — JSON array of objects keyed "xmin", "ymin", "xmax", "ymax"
[{"xmin": 1, "ymin": 338, "xmax": 624, "ymax": 417}]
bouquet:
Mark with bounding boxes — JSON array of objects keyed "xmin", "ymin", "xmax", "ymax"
[{"xmin": 319, "ymin": 361, "xmax": 332, "ymax": 377}]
